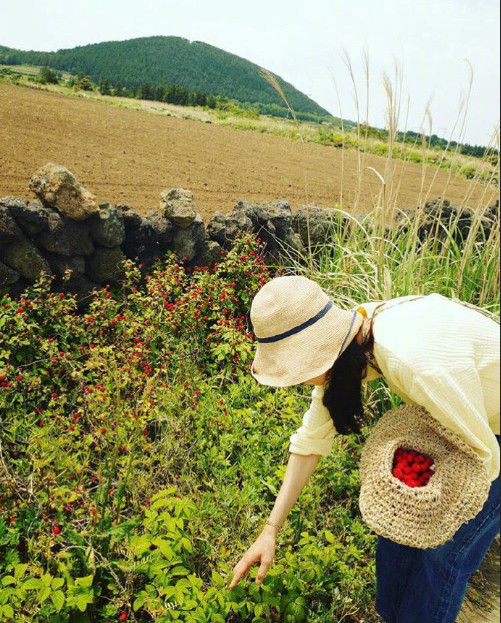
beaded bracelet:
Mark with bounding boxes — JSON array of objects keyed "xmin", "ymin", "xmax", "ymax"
[{"xmin": 264, "ymin": 520, "xmax": 282, "ymax": 533}]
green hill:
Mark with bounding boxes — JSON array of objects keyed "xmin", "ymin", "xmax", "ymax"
[{"xmin": 0, "ymin": 36, "xmax": 332, "ymax": 119}]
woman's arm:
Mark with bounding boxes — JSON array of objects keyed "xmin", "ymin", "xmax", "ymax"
[
  {"xmin": 228, "ymin": 452, "xmax": 321, "ymax": 588},
  {"xmin": 263, "ymin": 452, "xmax": 322, "ymax": 535},
  {"xmin": 289, "ymin": 385, "xmax": 337, "ymax": 456}
]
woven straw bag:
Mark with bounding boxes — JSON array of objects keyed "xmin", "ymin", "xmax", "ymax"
[{"xmin": 359, "ymin": 405, "xmax": 491, "ymax": 549}]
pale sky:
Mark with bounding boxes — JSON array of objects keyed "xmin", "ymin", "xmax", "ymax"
[{"xmin": 1, "ymin": 0, "xmax": 499, "ymax": 146}]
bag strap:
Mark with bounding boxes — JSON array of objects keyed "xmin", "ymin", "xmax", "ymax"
[
  {"xmin": 370, "ymin": 295, "xmax": 425, "ymax": 326},
  {"xmin": 360, "ymin": 296, "xmax": 425, "ymax": 376},
  {"xmin": 370, "ymin": 294, "xmax": 499, "ymax": 326},
  {"xmin": 449, "ymin": 298, "xmax": 500, "ymax": 325}
]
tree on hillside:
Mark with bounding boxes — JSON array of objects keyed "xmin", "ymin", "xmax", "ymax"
[
  {"xmin": 163, "ymin": 84, "xmax": 188, "ymax": 105},
  {"xmin": 74, "ymin": 73, "xmax": 94, "ymax": 91},
  {"xmin": 216, "ymin": 96, "xmax": 232, "ymax": 111},
  {"xmin": 114, "ymin": 81, "xmax": 125, "ymax": 96},
  {"xmin": 206, "ymin": 95, "xmax": 217, "ymax": 109},
  {"xmin": 153, "ymin": 85, "xmax": 163, "ymax": 101},
  {"xmin": 98, "ymin": 78, "xmax": 112, "ymax": 95},
  {"xmin": 79, "ymin": 76, "xmax": 94, "ymax": 91},
  {"xmin": 138, "ymin": 82, "xmax": 153, "ymax": 100},
  {"xmin": 1, "ymin": 52, "xmax": 20, "ymax": 65},
  {"xmin": 173, "ymin": 85, "xmax": 189, "ymax": 105},
  {"xmin": 39, "ymin": 67, "xmax": 59, "ymax": 85},
  {"xmin": 190, "ymin": 90, "xmax": 207, "ymax": 107}
]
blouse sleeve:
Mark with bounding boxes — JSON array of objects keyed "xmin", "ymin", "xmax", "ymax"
[
  {"xmin": 288, "ymin": 386, "xmax": 337, "ymax": 456},
  {"xmin": 392, "ymin": 362, "xmax": 500, "ymax": 482}
]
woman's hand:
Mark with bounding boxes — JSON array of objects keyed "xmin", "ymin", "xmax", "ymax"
[
  {"xmin": 227, "ymin": 526, "xmax": 277, "ymax": 588},
  {"xmin": 227, "ymin": 453, "xmax": 321, "ymax": 589}
]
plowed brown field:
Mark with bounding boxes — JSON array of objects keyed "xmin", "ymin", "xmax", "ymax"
[{"xmin": 0, "ymin": 83, "xmax": 496, "ymax": 220}]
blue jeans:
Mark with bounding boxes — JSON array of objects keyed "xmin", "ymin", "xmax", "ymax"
[{"xmin": 375, "ymin": 435, "xmax": 500, "ymax": 623}]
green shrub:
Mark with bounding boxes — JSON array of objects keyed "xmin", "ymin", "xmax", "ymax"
[{"xmin": 2, "ymin": 219, "xmax": 497, "ymax": 621}]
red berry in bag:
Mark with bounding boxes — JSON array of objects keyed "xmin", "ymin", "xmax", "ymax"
[{"xmin": 392, "ymin": 447, "xmax": 435, "ymax": 487}]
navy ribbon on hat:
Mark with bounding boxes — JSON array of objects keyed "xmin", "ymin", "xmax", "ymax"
[
  {"xmin": 256, "ymin": 300, "xmax": 334, "ymax": 343},
  {"xmin": 336, "ymin": 308, "xmax": 359, "ymax": 357}
]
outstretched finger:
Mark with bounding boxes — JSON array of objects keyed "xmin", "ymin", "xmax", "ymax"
[
  {"xmin": 227, "ymin": 563, "xmax": 250, "ymax": 589},
  {"xmin": 255, "ymin": 559, "xmax": 272, "ymax": 585}
]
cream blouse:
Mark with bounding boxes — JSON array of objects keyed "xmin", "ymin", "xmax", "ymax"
[{"xmin": 288, "ymin": 293, "xmax": 501, "ymax": 482}]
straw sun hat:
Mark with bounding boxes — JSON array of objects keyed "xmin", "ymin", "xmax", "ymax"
[
  {"xmin": 250, "ymin": 276, "xmax": 364, "ymax": 387},
  {"xmin": 359, "ymin": 405, "xmax": 491, "ymax": 549}
]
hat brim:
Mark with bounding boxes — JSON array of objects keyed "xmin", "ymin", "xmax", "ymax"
[
  {"xmin": 250, "ymin": 307, "xmax": 363, "ymax": 387},
  {"xmin": 359, "ymin": 406, "xmax": 491, "ymax": 549}
]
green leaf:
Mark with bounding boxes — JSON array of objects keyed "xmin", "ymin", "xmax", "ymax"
[
  {"xmin": 2, "ymin": 604, "xmax": 14, "ymax": 619},
  {"xmin": 129, "ymin": 535, "xmax": 151, "ymax": 557},
  {"xmin": 163, "ymin": 586, "xmax": 176, "ymax": 600},
  {"xmin": 76, "ymin": 593, "xmax": 93, "ymax": 611},
  {"xmin": 41, "ymin": 573, "xmax": 53, "ymax": 587},
  {"xmin": 1, "ymin": 577, "xmax": 15, "ymax": 586},
  {"xmin": 324, "ymin": 530, "xmax": 336, "ymax": 544},
  {"xmin": 151, "ymin": 488, "xmax": 176, "ymax": 501},
  {"xmin": 133, "ymin": 593, "xmax": 146, "ymax": 611},
  {"xmin": 75, "ymin": 574, "xmax": 93, "ymax": 588},
  {"xmin": 23, "ymin": 578, "xmax": 44, "ymax": 590},
  {"xmin": 174, "ymin": 586, "xmax": 185, "ymax": 605},
  {"xmin": 169, "ymin": 566, "xmax": 189, "ymax": 577},
  {"xmin": 248, "ymin": 582, "xmax": 260, "ymax": 597},
  {"xmin": 211, "ymin": 570, "xmax": 225, "ymax": 587},
  {"xmin": 294, "ymin": 604, "xmax": 306, "ymax": 621},
  {"xmin": 14, "ymin": 564, "xmax": 28, "ymax": 579},
  {"xmin": 39, "ymin": 586, "xmax": 51, "ymax": 603},
  {"xmin": 151, "ymin": 537, "xmax": 174, "ymax": 560},
  {"xmin": 52, "ymin": 577, "xmax": 65, "ymax": 590},
  {"xmin": 51, "ymin": 590, "xmax": 65, "ymax": 612},
  {"xmin": 151, "ymin": 498, "xmax": 170, "ymax": 511},
  {"xmin": 181, "ymin": 537, "xmax": 193, "ymax": 553}
]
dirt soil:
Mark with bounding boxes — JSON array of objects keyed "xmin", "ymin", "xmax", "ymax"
[{"xmin": 0, "ymin": 83, "xmax": 497, "ymax": 221}]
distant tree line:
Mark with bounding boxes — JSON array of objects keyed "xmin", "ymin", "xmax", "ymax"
[
  {"xmin": 95, "ymin": 76, "xmax": 221, "ymax": 108},
  {"xmin": 99, "ymin": 78, "xmax": 219, "ymax": 108},
  {"xmin": 359, "ymin": 123, "xmax": 498, "ymax": 160},
  {"xmin": 39, "ymin": 69, "xmax": 240, "ymax": 111}
]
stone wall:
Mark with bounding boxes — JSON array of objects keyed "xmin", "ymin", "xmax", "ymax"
[{"xmin": 0, "ymin": 163, "xmax": 498, "ymax": 310}]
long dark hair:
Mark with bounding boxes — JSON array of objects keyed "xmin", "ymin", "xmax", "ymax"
[{"xmin": 322, "ymin": 334, "xmax": 373, "ymax": 435}]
